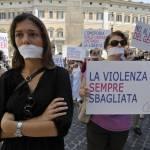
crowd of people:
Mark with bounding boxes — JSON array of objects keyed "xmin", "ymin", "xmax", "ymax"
[
  {"xmin": 0, "ymin": 12, "xmax": 148, "ymax": 150},
  {"xmin": 0, "ymin": 50, "xmax": 8, "ymax": 76}
]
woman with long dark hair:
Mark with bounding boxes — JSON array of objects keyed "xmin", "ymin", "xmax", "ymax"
[{"xmin": 0, "ymin": 13, "xmax": 73, "ymax": 150}]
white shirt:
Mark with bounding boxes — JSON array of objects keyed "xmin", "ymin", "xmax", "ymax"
[{"xmin": 72, "ymin": 66, "xmax": 81, "ymax": 101}]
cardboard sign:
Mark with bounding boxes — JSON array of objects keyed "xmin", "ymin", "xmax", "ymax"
[
  {"xmin": 86, "ymin": 61, "xmax": 150, "ymax": 114},
  {"xmin": 67, "ymin": 46, "xmax": 85, "ymax": 61},
  {"xmin": 131, "ymin": 22, "xmax": 150, "ymax": 51},
  {"xmin": 53, "ymin": 55, "xmax": 64, "ymax": 67},
  {"xmin": 82, "ymin": 29, "xmax": 111, "ymax": 49},
  {"xmin": 0, "ymin": 33, "xmax": 8, "ymax": 56}
]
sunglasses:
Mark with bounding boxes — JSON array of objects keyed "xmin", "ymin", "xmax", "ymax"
[
  {"xmin": 92, "ymin": 51, "xmax": 99, "ymax": 55},
  {"xmin": 24, "ymin": 94, "xmax": 35, "ymax": 119},
  {"xmin": 109, "ymin": 40, "xmax": 127, "ymax": 47}
]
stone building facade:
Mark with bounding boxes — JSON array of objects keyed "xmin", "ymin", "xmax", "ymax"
[{"xmin": 0, "ymin": 0, "xmax": 150, "ymax": 55}]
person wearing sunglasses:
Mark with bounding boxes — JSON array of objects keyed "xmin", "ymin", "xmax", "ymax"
[
  {"xmin": 86, "ymin": 31, "xmax": 131, "ymax": 150},
  {"xmin": 104, "ymin": 30, "xmax": 128, "ymax": 61},
  {"xmin": 89, "ymin": 48, "xmax": 104, "ymax": 61},
  {"xmin": 0, "ymin": 13, "xmax": 73, "ymax": 150}
]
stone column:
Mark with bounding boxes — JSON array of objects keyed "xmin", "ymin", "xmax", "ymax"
[
  {"xmin": 33, "ymin": 7, "xmax": 38, "ymax": 17},
  {"xmin": 122, "ymin": 13, "xmax": 125, "ymax": 23},
  {"xmin": 103, "ymin": 9, "xmax": 109, "ymax": 29},
  {"xmin": 65, "ymin": 0, "xmax": 83, "ymax": 46}
]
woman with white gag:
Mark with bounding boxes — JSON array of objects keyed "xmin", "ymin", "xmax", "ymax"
[
  {"xmin": 82, "ymin": 31, "xmax": 132, "ymax": 150},
  {"xmin": 0, "ymin": 13, "xmax": 73, "ymax": 150}
]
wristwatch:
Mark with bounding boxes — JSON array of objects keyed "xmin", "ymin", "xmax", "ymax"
[{"xmin": 15, "ymin": 121, "xmax": 23, "ymax": 137}]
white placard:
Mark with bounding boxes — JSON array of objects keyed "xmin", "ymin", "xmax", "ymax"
[
  {"xmin": 131, "ymin": 22, "xmax": 150, "ymax": 51},
  {"xmin": 0, "ymin": 33, "xmax": 8, "ymax": 57},
  {"xmin": 86, "ymin": 61, "xmax": 150, "ymax": 114},
  {"xmin": 82, "ymin": 29, "xmax": 111, "ymax": 49},
  {"xmin": 53, "ymin": 55, "xmax": 64, "ymax": 68},
  {"xmin": 67, "ymin": 46, "xmax": 85, "ymax": 61}
]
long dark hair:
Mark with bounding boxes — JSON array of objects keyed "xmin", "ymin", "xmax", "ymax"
[{"xmin": 10, "ymin": 13, "xmax": 55, "ymax": 69}]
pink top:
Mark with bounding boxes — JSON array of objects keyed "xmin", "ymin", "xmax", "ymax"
[
  {"xmin": 91, "ymin": 115, "xmax": 132, "ymax": 131},
  {"xmin": 82, "ymin": 71, "xmax": 132, "ymax": 131}
]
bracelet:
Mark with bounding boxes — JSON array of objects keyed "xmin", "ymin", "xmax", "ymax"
[{"xmin": 14, "ymin": 121, "xmax": 23, "ymax": 137}]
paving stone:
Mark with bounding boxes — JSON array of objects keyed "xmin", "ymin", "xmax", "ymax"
[
  {"xmin": 65, "ymin": 105, "xmax": 150, "ymax": 150},
  {"xmin": 0, "ymin": 105, "xmax": 150, "ymax": 150}
]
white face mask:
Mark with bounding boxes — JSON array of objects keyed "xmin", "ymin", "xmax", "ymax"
[
  {"xmin": 107, "ymin": 47, "xmax": 125, "ymax": 57},
  {"xmin": 18, "ymin": 44, "xmax": 43, "ymax": 59}
]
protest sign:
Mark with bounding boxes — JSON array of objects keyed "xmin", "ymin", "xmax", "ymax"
[
  {"xmin": 131, "ymin": 22, "xmax": 150, "ymax": 51},
  {"xmin": 67, "ymin": 46, "xmax": 85, "ymax": 61},
  {"xmin": 0, "ymin": 33, "xmax": 8, "ymax": 56},
  {"xmin": 86, "ymin": 61, "xmax": 150, "ymax": 114},
  {"xmin": 82, "ymin": 29, "xmax": 111, "ymax": 49},
  {"xmin": 53, "ymin": 55, "xmax": 64, "ymax": 67}
]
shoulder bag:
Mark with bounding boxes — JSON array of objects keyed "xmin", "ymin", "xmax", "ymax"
[
  {"xmin": 78, "ymin": 76, "xmax": 91, "ymax": 124},
  {"xmin": 14, "ymin": 67, "xmax": 45, "ymax": 92}
]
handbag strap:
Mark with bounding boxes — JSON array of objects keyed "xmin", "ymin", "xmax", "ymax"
[{"xmin": 14, "ymin": 67, "xmax": 45, "ymax": 92}]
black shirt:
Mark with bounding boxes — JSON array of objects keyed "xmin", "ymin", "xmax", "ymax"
[{"xmin": 0, "ymin": 66, "xmax": 73, "ymax": 150}]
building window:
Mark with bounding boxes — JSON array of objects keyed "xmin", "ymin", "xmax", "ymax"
[
  {"xmin": 57, "ymin": 31, "xmax": 63, "ymax": 38},
  {"xmin": 96, "ymin": 12, "xmax": 103, "ymax": 20},
  {"xmin": 147, "ymin": 16, "xmax": 150, "ymax": 24},
  {"xmin": 116, "ymin": 15, "xmax": 122, "ymax": 22},
  {"xmin": 83, "ymin": 12, "xmax": 85, "ymax": 19},
  {"xmin": 38, "ymin": 10, "xmax": 45, "ymax": 18},
  {"xmin": 49, "ymin": 11, "xmax": 53, "ymax": 19},
  {"xmin": 0, "ymin": 12, "xmax": 6, "ymax": 19},
  {"xmin": 48, "ymin": 28, "xmax": 54, "ymax": 38},
  {"xmin": 108, "ymin": 12, "xmax": 114, "ymax": 21},
  {"xmin": 48, "ymin": 30, "xmax": 53, "ymax": 38},
  {"xmin": 56, "ymin": 11, "xmax": 64, "ymax": 19},
  {"xmin": 132, "ymin": 16, "xmax": 138, "ymax": 23},
  {"xmin": 140, "ymin": 16, "xmax": 145, "ymax": 23},
  {"xmin": 50, "ymin": 30, "xmax": 53, "ymax": 37},
  {"xmin": 8, "ymin": 12, "xmax": 15, "ymax": 19},
  {"xmin": 89, "ymin": 12, "xmax": 93, "ymax": 20},
  {"xmin": 57, "ymin": 44, "xmax": 62, "ymax": 52},
  {"xmin": 124, "ymin": 16, "xmax": 130, "ymax": 23}
]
